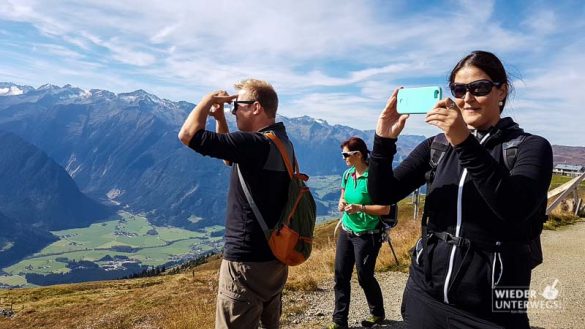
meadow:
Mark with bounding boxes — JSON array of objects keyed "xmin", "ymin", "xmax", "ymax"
[{"xmin": 0, "ymin": 212, "xmax": 223, "ymax": 288}]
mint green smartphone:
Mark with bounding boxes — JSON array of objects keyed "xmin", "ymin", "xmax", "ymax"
[{"xmin": 397, "ymin": 86, "xmax": 442, "ymax": 114}]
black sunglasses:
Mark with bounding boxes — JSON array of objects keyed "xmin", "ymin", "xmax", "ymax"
[
  {"xmin": 231, "ymin": 100, "xmax": 256, "ymax": 115},
  {"xmin": 449, "ymin": 79, "xmax": 502, "ymax": 99},
  {"xmin": 341, "ymin": 151, "xmax": 360, "ymax": 158}
]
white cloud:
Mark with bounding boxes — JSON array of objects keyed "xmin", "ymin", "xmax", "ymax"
[
  {"xmin": 0, "ymin": 0, "xmax": 584, "ymax": 145},
  {"xmin": 510, "ymin": 45, "xmax": 585, "ymax": 146},
  {"xmin": 521, "ymin": 9, "xmax": 557, "ymax": 36},
  {"xmin": 33, "ymin": 43, "xmax": 84, "ymax": 59},
  {"xmin": 150, "ymin": 24, "xmax": 179, "ymax": 44}
]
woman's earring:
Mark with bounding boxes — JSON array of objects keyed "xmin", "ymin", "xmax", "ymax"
[{"xmin": 498, "ymin": 101, "xmax": 503, "ymax": 106}]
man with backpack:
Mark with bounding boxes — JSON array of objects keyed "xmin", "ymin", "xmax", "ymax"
[{"xmin": 178, "ymin": 79, "xmax": 294, "ymax": 329}]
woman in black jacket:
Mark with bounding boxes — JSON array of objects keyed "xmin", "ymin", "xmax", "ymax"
[{"xmin": 368, "ymin": 51, "xmax": 553, "ymax": 328}]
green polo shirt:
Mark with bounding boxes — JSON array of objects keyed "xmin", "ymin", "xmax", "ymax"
[{"xmin": 341, "ymin": 167, "xmax": 380, "ymax": 233}]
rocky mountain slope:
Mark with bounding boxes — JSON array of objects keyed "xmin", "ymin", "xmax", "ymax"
[{"xmin": 0, "ymin": 131, "xmax": 112, "ymax": 267}]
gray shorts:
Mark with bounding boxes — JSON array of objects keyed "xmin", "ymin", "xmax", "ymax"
[{"xmin": 215, "ymin": 259, "xmax": 288, "ymax": 329}]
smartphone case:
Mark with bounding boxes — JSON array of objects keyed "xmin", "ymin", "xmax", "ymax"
[{"xmin": 397, "ymin": 86, "xmax": 442, "ymax": 114}]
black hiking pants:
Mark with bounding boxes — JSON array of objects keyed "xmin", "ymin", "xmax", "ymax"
[{"xmin": 332, "ymin": 229, "xmax": 385, "ymax": 326}]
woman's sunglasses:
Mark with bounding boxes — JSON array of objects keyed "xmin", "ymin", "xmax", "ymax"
[
  {"xmin": 341, "ymin": 151, "xmax": 360, "ymax": 159},
  {"xmin": 449, "ymin": 79, "xmax": 502, "ymax": 99},
  {"xmin": 230, "ymin": 100, "xmax": 256, "ymax": 115}
]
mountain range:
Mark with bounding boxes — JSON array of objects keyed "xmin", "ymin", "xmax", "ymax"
[
  {"xmin": 1, "ymin": 82, "xmax": 582, "ymax": 279},
  {"xmin": 0, "ymin": 82, "xmax": 425, "ymax": 271},
  {"xmin": 0, "ymin": 83, "xmax": 424, "ymax": 228}
]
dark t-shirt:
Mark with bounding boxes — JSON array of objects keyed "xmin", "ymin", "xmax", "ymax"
[{"xmin": 188, "ymin": 122, "xmax": 291, "ymax": 262}]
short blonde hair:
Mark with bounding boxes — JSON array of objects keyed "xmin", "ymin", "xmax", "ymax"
[{"xmin": 234, "ymin": 79, "xmax": 278, "ymax": 118}]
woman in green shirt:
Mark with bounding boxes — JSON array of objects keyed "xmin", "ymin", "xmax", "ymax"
[{"xmin": 328, "ymin": 137, "xmax": 390, "ymax": 329}]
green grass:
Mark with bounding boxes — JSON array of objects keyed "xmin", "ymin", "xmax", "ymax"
[
  {"xmin": 550, "ymin": 174, "xmax": 585, "ymax": 191},
  {"xmin": 0, "ymin": 275, "xmax": 27, "ymax": 286},
  {"xmin": 155, "ymin": 226, "xmax": 203, "ymax": 241},
  {"xmin": 5, "ymin": 258, "xmax": 70, "ymax": 275},
  {"xmin": 200, "ymin": 225, "xmax": 224, "ymax": 233}
]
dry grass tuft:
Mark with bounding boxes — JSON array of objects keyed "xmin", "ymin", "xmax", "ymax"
[
  {"xmin": 285, "ymin": 220, "xmax": 338, "ymax": 292},
  {"xmin": 545, "ymin": 174, "xmax": 585, "ymax": 230},
  {"xmin": 545, "ymin": 208, "xmax": 582, "ymax": 230},
  {"xmin": 0, "ymin": 269, "xmax": 220, "ymax": 329}
]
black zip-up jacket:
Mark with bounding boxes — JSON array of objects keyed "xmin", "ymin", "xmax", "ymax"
[
  {"xmin": 189, "ymin": 122, "xmax": 292, "ymax": 262},
  {"xmin": 368, "ymin": 117, "xmax": 552, "ymax": 316}
]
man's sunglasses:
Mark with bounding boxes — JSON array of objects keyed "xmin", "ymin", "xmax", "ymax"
[
  {"xmin": 449, "ymin": 79, "xmax": 502, "ymax": 99},
  {"xmin": 341, "ymin": 151, "xmax": 360, "ymax": 158},
  {"xmin": 230, "ymin": 100, "xmax": 256, "ymax": 115}
]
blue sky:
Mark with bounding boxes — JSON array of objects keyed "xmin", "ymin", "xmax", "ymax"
[{"xmin": 0, "ymin": 0, "xmax": 584, "ymax": 146}]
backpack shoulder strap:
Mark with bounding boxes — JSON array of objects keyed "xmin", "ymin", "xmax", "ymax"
[
  {"xmin": 429, "ymin": 133, "xmax": 449, "ymax": 169},
  {"xmin": 502, "ymin": 134, "xmax": 528, "ymax": 171},
  {"xmin": 425, "ymin": 133, "xmax": 449, "ymax": 184},
  {"xmin": 236, "ymin": 164, "xmax": 271, "ymax": 239},
  {"xmin": 264, "ymin": 131, "xmax": 296, "ymax": 178},
  {"xmin": 422, "ymin": 134, "xmax": 450, "ymax": 237}
]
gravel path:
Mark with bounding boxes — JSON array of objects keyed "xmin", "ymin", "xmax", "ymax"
[
  {"xmin": 283, "ymin": 221, "xmax": 585, "ymax": 329},
  {"xmin": 528, "ymin": 221, "xmax": 585, "ymax": 329}
]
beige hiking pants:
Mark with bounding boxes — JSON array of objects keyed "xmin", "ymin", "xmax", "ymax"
[{"xmin": 215, "ymin": 259, "xmax": 288, "ymax": 329}]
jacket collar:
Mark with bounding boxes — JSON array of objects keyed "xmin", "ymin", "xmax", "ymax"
[
  {"xmin": 259, "ymin": 122, "xmax": 285, "ymax": 133},
  {"xmin": 483, "ymin": 117, "xmax": 524, "ymax": 146}
]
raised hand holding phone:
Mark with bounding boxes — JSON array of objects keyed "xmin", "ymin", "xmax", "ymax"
[
  {"xmin": 376, "ymin": 88, "xmax": 410, "ymax": 139},
  {"xmin": 425, "ymin": 98, "xmax": 470, "ymax": 146}
]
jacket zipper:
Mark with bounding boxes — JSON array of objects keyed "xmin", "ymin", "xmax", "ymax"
[{"xmin": 443, "ymin": 133, "xmax": 491, "ymax": 304}]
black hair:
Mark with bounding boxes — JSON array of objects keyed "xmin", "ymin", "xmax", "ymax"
[{"xmin": 449, "ymin": 50, "xmax": 512, "ymax": 113}]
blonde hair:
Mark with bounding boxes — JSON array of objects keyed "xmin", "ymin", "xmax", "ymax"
[{"xmin": 234, "ymin": 79, "xmax": 278, "ymax": 118}]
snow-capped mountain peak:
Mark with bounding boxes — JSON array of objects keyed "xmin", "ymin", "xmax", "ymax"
[{"xmin": 0, "ymin": 85, "xmax": 24, "ymax": 96}]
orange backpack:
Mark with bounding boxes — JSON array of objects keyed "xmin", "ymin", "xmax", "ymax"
[{"xmin": 237, "ymin": 132, "xmax": 316, "ymax": 266}]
